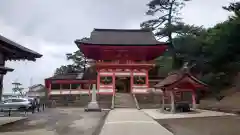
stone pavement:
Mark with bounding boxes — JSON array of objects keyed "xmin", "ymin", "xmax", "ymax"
[
  {"xmin": 0, "ymin": 117, "xmax": 27, "ymax": 126},
  {"xmin": 99, "ymin": 108, "xmax": 173, "ymax": 135},
  {"xmin": 143, "ymin": 109, "xmax": 235, "ymax": 119},
  {"xmin": 0, "ymin": 108, "xmax": 108, "ymax": 135}
]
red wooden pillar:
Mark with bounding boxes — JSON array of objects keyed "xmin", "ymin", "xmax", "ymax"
[
  {"xmin": 146, "ymin": 70, "xmax": 149, "ymax": 88},
  {"xmin": 60, "ymin": 83, "xmax": 62, "ymax": 95},
  {"xmin": 48, "ymin": 82, "xmax": 52, "ymax": 99},
  {"xmin": 192, "ymin": 90, "xmax": 197, "ymax": 109},
  {"xmin": 97, "ymin": 71, "xmax": 100, "ymax": 91}
]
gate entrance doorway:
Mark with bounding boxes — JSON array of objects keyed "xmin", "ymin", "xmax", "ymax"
[{"xmin": 115, "ymin": 77, "xmax": 131, "ymax": 93}]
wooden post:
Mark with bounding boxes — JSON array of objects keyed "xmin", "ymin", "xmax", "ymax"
[
  {"xmin": 130, "ymin": 71, "xmax": 134, "ymax": 93},
  {"xmin": 113, "ymin": 72, "xmax": 116, "ymax": 95},
  {"xmin": 170, "ymin": 91, "xmax": 175, "ymax": 113},
  {"xmin": 192, "ymin": 90, "xmax": 197, "ymax": 110},
  {"xmin": 0, "ymin": 74, "xmax": 3, "ymax": 101},
  {"xmin": 97, "ymin": 71, "xmax": 100, "ymax": 91},
  {"xmin": 60, "ymin": 83, "xmax": 62, "ymax": 95},
  {"xmin": 48, "ymin": 83, "xmax": 52, "ymax": 98},
  {"xmin": 0, "ymin": 53, "xmax": 5, "ymax": 101},
  {"xmin": 161, "ymin": 91, "xmax": 165, "ymax": 112},
  {"xmin": 146, "ymin": 71, "xmax": 149, "ymax": 88}
]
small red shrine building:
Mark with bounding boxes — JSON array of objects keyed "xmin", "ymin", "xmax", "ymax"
[
  {"xmin": 75, "ymin": 29, "xmax": 168, "ymax": 95},
  {"xmin": 154, "ymin": 67, "xmax": 207, "ymax": 112}
]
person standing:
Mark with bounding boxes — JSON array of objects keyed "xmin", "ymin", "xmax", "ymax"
[
  {"xmin": 31, "ymin": 98, "xmax": 36, "ymax": 113},
  {"xmin": 42, "ymin": 98, "xmax": 45, "ymax": 111},
  {"xmin": 36, "ymin": 96, "xmax": 40, "ymax": 112}
]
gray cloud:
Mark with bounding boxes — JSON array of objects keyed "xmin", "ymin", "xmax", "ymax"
[
  {"xmin": 0, "ymin": 0, "xmax": 233, "ymax": 93},
  {"xmin": 0, "ymin": 0, "xmax": 149, "ymax": 44}
]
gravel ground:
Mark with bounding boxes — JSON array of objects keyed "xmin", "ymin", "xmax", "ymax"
[
  {"xmin": 0, "ymin": 108, "xmax": 108, "ymax": 135},
  {"xmin": 156, "ymin": 116, "xmax": 240, "ymax": 135}
]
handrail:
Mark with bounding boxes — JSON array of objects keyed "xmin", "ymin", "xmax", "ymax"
[
  {"xmin": 111, "ymin": 93, "xmax": 115, "ymax": 109},
  {"xmin": 132, "ymin": 94, "xmax": 140, "ymax": 110}
]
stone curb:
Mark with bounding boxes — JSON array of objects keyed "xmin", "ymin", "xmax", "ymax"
[
  {"xmin": 200, "ymin": 107, "xmax": 240, "ymax": 115},
  {"xmin": 0, "ymin": 117, "xmax": 27, "ymax": 127}
]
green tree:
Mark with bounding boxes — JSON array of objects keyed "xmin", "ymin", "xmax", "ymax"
[
  {"xmin": 141, "ymin": 0, "xmax": 191, "ymax": 69},
  {"xmin": 151, "ymin": 23, "xmax": 207, "ymax": 76},
  {"xmin": 204, "ymin": 5, "xmax": 240, "ymax": 74},
  {"xmin": 66, "ymin": 50, "xmax": 88, "ymax": 72},
  {"xmin": 195, "ymin": 1, "xmax": 240, "ymax": 94},
  {"xmin": 54, "ymin": 65, "xmax": 77, "ymax": 75},
  {"xmin": 54, "ymin": 37, "xmax": 90, "ymax": 75},
  {"xmin": 223, "ymin": 2, "xmax": 240, "ymax": 20}
]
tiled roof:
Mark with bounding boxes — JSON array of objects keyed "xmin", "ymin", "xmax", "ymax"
[
  {"xmin": 46, "ymin": 67, "xmax": 97, "ymax": 80},
  {"xmin": 154, "ymin": 70, "xmax": 207, "ymax": 88},
  {"xmin": 29, "ymin": 84, "xmax": 44, "ymax": 89},
  {"xmin": 46, "ymin": 73, "xmax": 80, "ymax": 80},
  {"xmin": 75, "ymin": 28, "xmax": 166, "ymax": 45},
  {"xmin": 0, "ymin": 34, "xmax": 42, "ymax": 61}
]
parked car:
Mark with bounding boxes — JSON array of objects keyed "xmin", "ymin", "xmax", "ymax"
[{"xmin": 0, "ymin": 98, "xmax": 32, "ymax": 111}]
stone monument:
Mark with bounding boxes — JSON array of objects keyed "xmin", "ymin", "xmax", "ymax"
[{"xmin": 85, "ymin": 84, "xmax": 101, "ymax": 112}]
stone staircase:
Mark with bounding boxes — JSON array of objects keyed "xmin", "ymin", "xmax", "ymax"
[{"xmin": 114, "ymin": 93, "xmax": 137, "ymax": 108}]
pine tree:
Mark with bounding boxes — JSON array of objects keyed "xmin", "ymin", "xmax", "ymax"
[{"xmin": 141, "ymin": 0, "xmax": 191, "ymax": 68}]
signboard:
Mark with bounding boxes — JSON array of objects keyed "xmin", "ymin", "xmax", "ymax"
[{"xmin": 115, "ymin": 72, "xmax": 131, "ymax": 76}]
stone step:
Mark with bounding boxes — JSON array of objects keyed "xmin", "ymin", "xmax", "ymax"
[
  {"xmin": 114, "ymin": 105, "xmax": 136, "ymax": 108},
  {"xmin": 114, "ymin": 93, "xmax": 137, "ymax": 108}
]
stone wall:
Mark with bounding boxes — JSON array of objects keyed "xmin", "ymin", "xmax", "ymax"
[
  {"xmin": 97, "ymin": 95, "xmax": 112, "ymax": 109},
  {"xmin": 48, "ymin": 94, "xmax": 113, "ymax": 109},
  {"xmin": 48, "ymin": 95, "xmax": 90, "ymax": 107},
  {"xmin": 135, "ymin": 93, "xmax": 162, "ymax": 109}
]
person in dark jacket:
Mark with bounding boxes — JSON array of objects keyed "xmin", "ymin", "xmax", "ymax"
[{"xmin": 31, "ymin": 98, "xmax": 37, "ymax": 113}]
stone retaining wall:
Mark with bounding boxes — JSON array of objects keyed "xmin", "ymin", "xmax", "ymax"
[
  {"xmin": 48, "ymin": 94, "xmax": 113, "ymax": 109},
  {"xmin": 135, "ymin": 93, "xmax": 162, "ymax": 109}
]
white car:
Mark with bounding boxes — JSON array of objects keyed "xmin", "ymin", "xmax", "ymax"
[{"xmin": 0, "ymin": 98, "xmax": 32, "ymax": 111}]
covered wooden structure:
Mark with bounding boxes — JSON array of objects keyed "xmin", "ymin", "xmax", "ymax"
[
  {"xmin": 45, "ymin": 71, "xmax": 97, "ymax": 96},
  {"xmin": 0, "ymin": 34, "xmax": 42, "ymax": 100},
  {"xmin": 45, "ymin": 70, "xmax": 97, "ymax": 106},
  {"xmin": 154, "ymin": 69, "xmax": 207, "ymax": 113},
  {"xmin": 75, "ymin": 29, "xmax": 168, "ymax": 95}
]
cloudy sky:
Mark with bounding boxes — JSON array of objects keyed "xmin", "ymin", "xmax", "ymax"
[{"xmin": 0, "ymin": 0, "xmax": 234, "ymax": 93}]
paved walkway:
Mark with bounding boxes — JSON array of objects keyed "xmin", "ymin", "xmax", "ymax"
[
  {"xmin": 0, "ymin": 117, "xmax": 27, "ymax": 126},
  {"xmin": 99, "ymin": 109, "xmax": 173, "ymax": 135}
]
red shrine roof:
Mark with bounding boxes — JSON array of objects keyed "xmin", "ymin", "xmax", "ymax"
[
  {"xmin": 75, "ymin": 29, "xmax": 168, "ymax": 61},
  {"xmin": 154, "ymin": 69, "xmax": 207, "ymax": 90}
]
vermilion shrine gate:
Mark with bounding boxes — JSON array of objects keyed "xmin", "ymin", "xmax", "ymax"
[
  {"xmin": 75, "ymin": 29, "xmax": 168, "ymax": 95},
  {"xmin": 45, "ymin": 28, "xmax": 206, "ymax": 111}
]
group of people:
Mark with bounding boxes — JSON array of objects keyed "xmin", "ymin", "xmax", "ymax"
[{"xmin": 30, "ymin": 96, "xmax": 45, "ymax": 113}]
